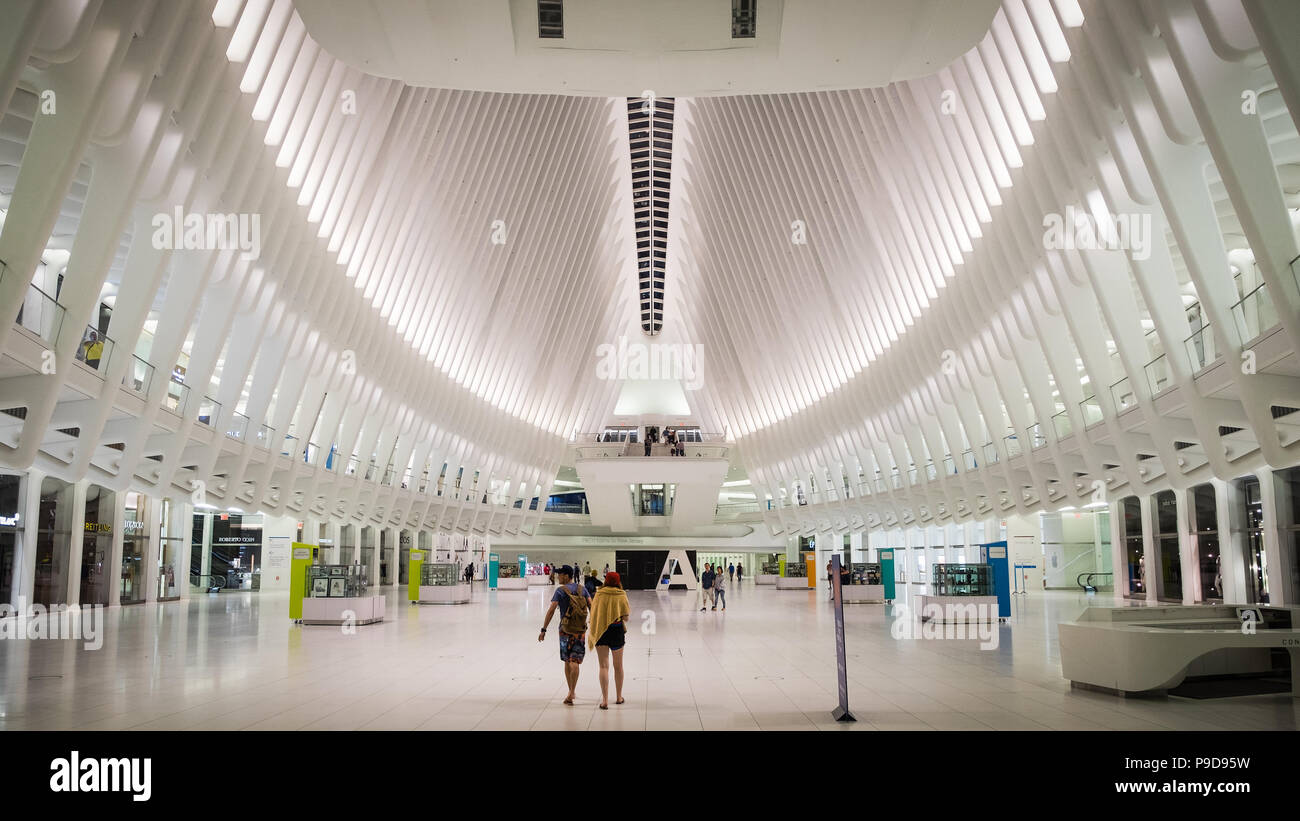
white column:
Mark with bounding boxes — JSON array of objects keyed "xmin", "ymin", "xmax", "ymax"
[
  {"xmin": 1176, "ymin": 489, "xmax": 1197, "ymax": 605},
  {"xmin": 143, "ymin": 494, "xmax": 162, "ymax": 603},
  {"xmin": 107, "ymin": 490, "xmax": 125, "ymax": 606},
  {"xmin": 1218, "ymin": 479, "xmax": 1247, "ymax": 604},
  {"xmin": 1138, "ymin": 495, "xmax": 1157, "ymax": 604},
  {"xmin": 175, "ymin": 500, "xmax": 192, "ymax": 601},
  {"xmin": 65, "ymin": 480, "xmax": 88, "ymax": 606},
  {"xmin": 1108, "ymin": 498, "xmax": 1126, "ymax": 604},
  {"xmin": 16, "ymin": 467, "xmax": 44, "ymax": 610}
]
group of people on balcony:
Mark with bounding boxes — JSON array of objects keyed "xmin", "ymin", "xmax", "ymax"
[{"xmin": 642, "ymin": 426, "xmax": 686, "ymax": 457}]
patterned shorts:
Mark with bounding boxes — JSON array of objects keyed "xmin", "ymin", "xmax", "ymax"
[{"xmin": 559, "ymin": 632, "xmax": 586, "ymax": 664}]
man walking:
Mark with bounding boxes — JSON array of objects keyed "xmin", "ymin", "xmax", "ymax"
[
  {"xmin": 539, "ymin": 566, "xmax": 592, "ymax": 705},
  {"xmin": 699, "ymin": 562, "xmax": 714, "ymax": 611}
]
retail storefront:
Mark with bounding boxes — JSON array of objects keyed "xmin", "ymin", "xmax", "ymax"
[
  {"xmin": 0, "ymin": 473, "xmax": 23, "ymax": 608},
  {"xmin": 120, "ymin": 491, "xmax": 147, "ymax": 604}
]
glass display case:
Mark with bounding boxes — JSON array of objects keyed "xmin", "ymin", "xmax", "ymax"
[
  {"xmin": 783, "ymin": 561, "xmax": 807, "ymax": 578},
  {"xmin": 760, "ymin": 560, "xmax": 780, "ymax": 575},
  {"xmin": 850, "ymin": 563, "xmax": 882, "ymax": 585},
  {"xmin": 420, "ymin": 562, "xmax": 461, "ymax": 586},
  {"xmin": 307, "ymin": 564, "xmax": 369, "ymax": 598},
  {"xmin": 497, "ymin": 563, "xmax": 520, "ymax": 579},
  {"xmin": 931, "ymin": 563, "xmax": 994, "ymax": 596}
]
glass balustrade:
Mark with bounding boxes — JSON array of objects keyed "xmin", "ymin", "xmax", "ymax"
[
  {"xmin": 1229, "ymin": 282, "xmax": 1279, "ymax": 344},
  {"xmin": 1110, "ymin": 376, "xmax": 1137, "ymax": 411},
  {"xmin": 1184, "ymin": 323, "xmax": 1218, "ymax": 372},
  {"xmin": 1079, "ymin": 394, "xmax": 1103, "ymax": 426},
  {"xmin": 227, "ymin": 411, "xmax": 250, "ymax": 440},
  {"xmin": 163, "ymin": 381, "xmax": 189, "ymax": 414},
  {"xmin": 1029, "ymin": 424, "xmax": 1047, "ymax": 450},
  {"xmin": 121, "ymin": 354, "xmax": 154, "ymax": 394},
  {"xmin": 1051, "ymin": 409, "xmax": 1071, "ymax": 439},
  {"xmin": 196, "ymin": 395, "xmax": 220, "ymax": 426},
  {"xmin": 1143, "ymin": 353, "xmax": 1171, "ymax": 396},
  {"xmin": 72, "ymin": 324, "xmax": 116, "ymax": 374},
  {"xmin": 983, "ymin": 442, "xmax": 999, "ymax": 464},
  {"xmin": 6, "ymin": 263, "xmax": 66, "ymax": 347},
  {"xmin": 254, "ymin": 424, "xmax": 273, "ymax": 450},
  {"xmin": 1004, "ymin": 434, "xmax": 1022, "ymax": 458}
]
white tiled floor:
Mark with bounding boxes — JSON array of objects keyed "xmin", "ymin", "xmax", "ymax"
[{"xmin": 1, "ymin": 582, "xmax": 1296, "ymax": 730}]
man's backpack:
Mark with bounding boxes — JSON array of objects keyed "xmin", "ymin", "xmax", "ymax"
[{"xmin": 559, "ymin": 584, "xmax": 589, "ymax": 634}]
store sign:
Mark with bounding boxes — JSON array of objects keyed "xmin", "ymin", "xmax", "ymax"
[
  {"xmin": 216, "ymin": 536, "xmax": 256, "ymax": 543},
  {"xmin": 123, "ymin": 520, "xmax": 145, "ymax": 532},
  {"xmin": 0, "ymin": 513, "xmax": 19, "ymax": 527},
  {"xmin": 84, "ymin": 522, "xmax": 112, "ymax": 534}
]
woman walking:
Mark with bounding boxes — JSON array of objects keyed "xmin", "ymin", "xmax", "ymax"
[
  {"xmin": 712, "ymin": 565, "xmax": 726, "ymax": 610},
  {"xmin": 589, "ymin": 571, "xmax": 631, "ymax": 709}
]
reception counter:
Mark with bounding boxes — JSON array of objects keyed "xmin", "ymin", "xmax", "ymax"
[
  {"xmin": 496, "ymin": 577, "xmax": 529, "ymax": 590},
  {"xmin": 776, "ymin": 576, "xmax": 811, "ymax": 590},
  {"xmin": 755, "ymin": 574, "xmax": 779, "ymax": 586}
]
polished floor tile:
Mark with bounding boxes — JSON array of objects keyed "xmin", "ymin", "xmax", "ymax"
[{"xmin": 1, "ymin": 582, "xmax": 1296, "ymax": 731}]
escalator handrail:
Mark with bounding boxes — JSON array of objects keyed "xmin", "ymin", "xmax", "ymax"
[
  {"xmin": 190, "ymin": 573, "xmax": 228, "ymax": 589},
  {"xmin": 1076, "ymin": 571, "xmax": 1114, "ymax": 590}
]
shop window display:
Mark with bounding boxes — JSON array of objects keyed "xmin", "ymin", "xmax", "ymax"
[
  {"xmin": 120, "ymin": 491, "xmax": 147, "ymax": 604},
  {"xmin": 0, "ymin": 474, "xmax": 22, "ymax": 608},
  {"xmin": 34, "ymin": 477, "xmax": 74, "ymax": 606},
  {"xmin": 1152, "ymin": 490, "xmax": 1181, "ymax": 601},
  {"xmin": 1121, "ymin": 496, "xmax": 1144, "ymax": 598},
  {"xmin": 80, "ymin": 484, "xmax": 115, "ymax": 606}
]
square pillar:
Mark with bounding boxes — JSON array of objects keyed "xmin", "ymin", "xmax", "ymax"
[
  {"xmin": 1176, "ymin": 488, "xmax": 1197, "ymax": 605},
  {"xmin": 1216, "ymin": 479, "xmax": 1247, "ymax": 604},
  {"xmin": 1108, "ymin": 498, "xmax": 1126, "ymax": 604},
  {"xmin": 143, "ymin": 494, "xmax": 162, "ymax": 604},
  {"xmin": 107, "ymin": 489, "xmax": 125, "ymax": 607},
  {"xmin": 1138, "ymin": 495, "xmax": 1157, "ymax": 604},
  {"xmin": 1258, "ymin": 469, "xmax": 1291, "ymax": 605},
  {"xmin": 15, "ymin": 467, "xmax": 44, "ymax": 610},
  {"xmin": 64, "ymin": 480, "xmax": 88, "ymax": 606}
]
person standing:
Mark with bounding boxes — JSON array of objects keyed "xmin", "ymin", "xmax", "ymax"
[
  {"xmin": 826, "ymin": 560, "xmax": 835, "ymax": 600},
  {"xmin": 589, "ymin": 571, "xmax": 631, "ymax": 709},
  {"xmin": 712, "ymin": 566, "xmax": 726, "ymax": 611},
  {"xmin": 736, "ymin": 562, "xmax": 743, "ymax": 584},
  {"xmin": 728, "ymin": 562, "xmax": 735, "ymax": 582},
  {"xmin": 538, "ymin": 566, "xmax": 591, "ymax": 705},
  {"xmin": 699, "ymin": 562, "xmax": 714, "ymax": 611}
]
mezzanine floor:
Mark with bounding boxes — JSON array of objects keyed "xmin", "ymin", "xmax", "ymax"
[{"xmin": 0, "ymin": 582, "xmax": 1296, "ymax": 731}]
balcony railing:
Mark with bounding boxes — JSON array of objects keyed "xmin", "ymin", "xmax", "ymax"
[
  {"xmin": 121, "ymin": 354, "xmax": 154, "ymax": 395},
  {"xmin": 163, "ymin": 381, "xmax": 190, "ymax": 415},
  {"xmin": 227, "ymin": 411, "xmax": 250, "ymax": 440},
  {"xmin": 1051, "ymin": 409, "xmax": 1071, "ymax": 439},
  {"xmin": 1110, "ymin": 376, "xmax": 1137, "ymax": 412},
  {"xmin": 1079, "ymin": 394, "xmax": 1103, "ymax": 427},
  {"xmin": 6, "ymin": 262, "xmax": 65, "ymax": 347},
  {"xmin": 1143, "ymin": 353, "xmax": 1171, "ymax": 396},
  {"xmin": 254, "ymin": 424, "xmax": 273, "ymax": 450},
  {"xmin": 1004, "ymin": 434, "xmax": 1022, "ymax": 459},
  {"xmin": 73, "ymin": 324, "xmax": 116, "ymax": 374},
  {"xmin": 1184, "ymin": 322, "xmax": 1219, "ymax": 373},
  {"xmin": 1229, "ymin": 281, "xmax": 1280, "ymax": 344},
  {"xmin": 196, "ymin": 395, "xmax": 220, "ymax": 427}
]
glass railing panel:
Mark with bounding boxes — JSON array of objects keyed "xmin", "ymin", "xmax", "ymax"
[
  {"xmin": 346, "ymin": 457, "xmax": 360, "ymax": 476},
  {"xmin": 227, "ymin": 411, "xmax": 250, "ymax": 440},
  {"xmin": 7, "ymin": 268, "xmax": 66, "ymax": 347},
  {"xmin": 963, "ymin": 449, "xmax": 976, "ymax": 471},
  {"xmin": 73, "ymin": 325, "xmax": 115, "ymax": 374},
  {"xmin": 196, "ymin": 395, "xmax": 220, "ymax": 426},
  {"xmin": 1004, "ymin": 434, "xmax": 1022, "ymax": 459},
  {"xmin": 163, "ymin": 381, "xmax": 190, "ymax": 415},
  {"xmin": 1051, "ymin": 409, "xmax": 1071, "ymax": 439},
  {"xmin": 122, "ymin": 354, "xmax": 154, "ymax": 394},
  {"xmin": 281, "ymin": 433, "xmax": 297, "ymax": 456},
  {"xmin": 942, "ymin": 456, "xmax": 955, "ymax": 476},
  {"xmin": 1143, "ymin": 353, "xmax": 1171, "ymax": 395},
  {"xmin": 1229, "ymin": 282, "xmax": 1279, "ymax": 344},
  {"xmin": 983, "ymin": 442, "xmax": 1000, "ymax": 464},
  {"xmin": 1028, "ymin": 424, "xmax": 1047, "ymax": 450},
  {"xmin": 1184, "ymin": 323, "xmax": 1219, "ymax": 373},
  {"xmin": 1110, "ymin": 377, "xmax": 1137, "ymax": 411},
  {"xmin": 254, "ymin": 424, "xmax": 273, "ymax": 450},
  {"xmin": 304, "ymin": 442, "xmax": 319, "ymax": 464},
  {"xmin": 1079, "ymin": 394, "xmax": 1103, "ymax": 426}
]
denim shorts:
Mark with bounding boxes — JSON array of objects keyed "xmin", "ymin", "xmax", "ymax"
[{"xmin": 559, "ymin": 631, "xmax": 586, "ymax": 663}]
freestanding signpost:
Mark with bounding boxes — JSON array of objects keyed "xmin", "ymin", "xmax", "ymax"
[{"xmin": 830, "ymin": 555, "xmax": 855, "ymax": 722}]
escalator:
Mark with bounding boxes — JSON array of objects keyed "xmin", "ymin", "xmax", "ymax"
[{"xmin": 1076, "ymin": 571, "xmax": 1113, "ymax": 593}]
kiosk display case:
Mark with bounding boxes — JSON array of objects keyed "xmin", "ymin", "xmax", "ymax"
[
  {"xmin": 757, "ymin": 560, "xmax": 780, "ymax": 586},
  {"xmin": 777, "ymin": 560, "xmax": 809, "ymax": 589},
  {"xmin": 917, "ymin": 563, "xmax": 998, "ymax": 622},
  {"xmin": 301, "ymin": 564, "xmax": 384, "ymax": 625},
  {"xmin": 841, "ymin": 562, "xmax": 884, "ymax": 603},
  {"xmin": 495, "ymin": 562, "xmax": 528, "ymax": 590},
  {"xmin": 417, "ymin": 562, "xmax": 472, "ymax": 604}
]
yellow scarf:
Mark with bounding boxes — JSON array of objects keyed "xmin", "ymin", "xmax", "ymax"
[{"xmin": 587, "ymin": 587, "xmax": 631, "ymax": 649}]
